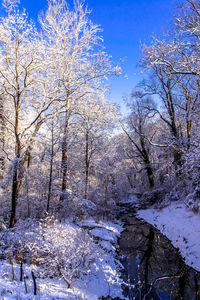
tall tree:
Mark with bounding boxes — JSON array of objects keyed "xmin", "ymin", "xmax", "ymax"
[
  {"xmin": 0, "ymin": 6, "xmax": 55, "ymax": 226},
  {"xmin": 138, "ymin": 67, "xmax": 183, "ymax": 169},
  {"xmin": 73, "ymin": 94, "xmax": 117, "ymax": 199},
  {"xmin": 122, "ymin": 91, "xmax": 156, "ymax": 188},
  {"xmin": 40, "ymin": 0, "xmax": 120, "ymax": 205}
]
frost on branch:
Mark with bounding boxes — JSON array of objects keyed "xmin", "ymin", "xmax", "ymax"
[{"xmin": 2, "ymin": 0, "xmax": 20, "ymax": 11}]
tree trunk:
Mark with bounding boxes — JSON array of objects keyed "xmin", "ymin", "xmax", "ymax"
[
  {"xmin": 47, "ymin": 158, "xmax": 53, "ymax": 213},
  {"xmin": 127, "ymin": 174, "xmax": 134, "ymax": 188},
  {"xmin": 186, "ymin": 119, "xmax": 192, "ymax": 150},
  {"xmin": 47, "ymin": 123, "xmax": 54, "ymax": 213},
  {"xmin": 0, "ymin": 96, "xmax": 5, "ymax": 173},
  {"xmin": 60, "ymin": 98, "xmax": 70, "ymax": 203},
  {"xmin": 173, "ymin": 145, "xmax": 182, "ymax": 169},
  {"xmin": 10, "ymin": 121, "xmax": 42, "ymax": 227},
  {"xmin": 10, "ymin": 96, "xmax": 21, "ymax": 227},
  {"xmin": 84, "ymin": 130, "xmax": 89, "ymax": 199},
  {"xmin": 145, "ymin": 163, "xmax": 155, "ymax": 188},
  {"xmin": 25, "ymin": 172, "xmax": 30, "ymax": 218},
  {"xmin": 141, "ymin": 137, "xmax": 155, "ymax": 188},
  {"xmin": 10, "ymin": 162, "xmax": 21, "ymax": 227}
]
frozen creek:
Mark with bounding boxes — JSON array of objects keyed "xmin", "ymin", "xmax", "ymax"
[{"xmin": 118, "ymin": 211, "xmax": 200, "ymax": 300}]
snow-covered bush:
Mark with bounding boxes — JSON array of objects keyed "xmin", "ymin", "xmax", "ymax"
[
  {"xmin": 185, "ymin": 186, "xmax": 200, "ymax": 213},
  {"xmin": 140, "ymin": 188, "xmax": 166, "ymax": 209},
  {"xmin": 0, "ymin": 216, "xmax": 98, "ymax": 286},
  {"xmin": 58, "ymin": 195, "xmax": 97, "ymax": 220},
  {"xmin": 172, "ymin": 144, "xmax": 200, "ymax": 212},
  {"xmin": 156, "ymin": 140, "xmax": 200, "ymax": 212},
  {"xmin": 40, "ymin": 216, "xmax": 97, "ymax": 284}
]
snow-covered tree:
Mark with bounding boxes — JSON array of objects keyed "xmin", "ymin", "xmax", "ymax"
[
  {"xmin": 40, "ymin": 0, "xmax": 120, "ymax": 206},
  {"xmin": 121, "ymin": 91, "xmax": 156, "ymax": 188},
  {"xmin": 0, "ymin": 5, "xmax": 56, "ymax": 226}
]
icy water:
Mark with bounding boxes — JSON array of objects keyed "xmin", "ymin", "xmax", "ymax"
[{"xmin": 119, "ymin": 214, "xmax": 200, "ymax": 300}]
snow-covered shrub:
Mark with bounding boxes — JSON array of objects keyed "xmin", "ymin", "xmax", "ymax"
[
  {"xmin": 140, "ymin": 188, "xmax": 166, "ymax": 209},
  {"xmin": 0, "ymin": 216, "xmax": 98, "ymax": 286},
  {"xmin": 173, "ymin": 143, "xmax": 200, "ymax": 212},
  {"xmin": 0, "ymin": 218, "xmax": 7, "ymax": 232},
  {"xmin": 40, "ymin": 216, "xmax": 97, "ymax": 283},
  {"xmin": 58, "ymin": 195, "xmax": 97, "ymax": 220},
  {"xmin": 87, "ymin": 187, "xmax": 117, "ymax": 220},
  {"xmin": 0, "ymin": 186, "xmax": 12, "ymax": 224},
  {"xmin": 185, "ymin": 186, "xmax": 200, "ymax": 213},
  {"xmin": 57, "ymin": 188, "xmax": 117, "ymax": 221},
  {"xmin": 158, "ymin": 140, "xmax": 200, "ymax": 212}
]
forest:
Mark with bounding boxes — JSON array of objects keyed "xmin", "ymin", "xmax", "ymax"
[{"xmin": 0, "ymin": 0, "xmax": 200, "ymax": 299}]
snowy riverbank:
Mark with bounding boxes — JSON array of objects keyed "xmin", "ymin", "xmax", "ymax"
[{"xmin": 137, "ymin": 201, "xmax": 200, "ymax": 272}]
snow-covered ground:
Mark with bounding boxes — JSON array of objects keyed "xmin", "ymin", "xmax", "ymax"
[
  {"xmin": 0, "ymin": 218, "xmax": 126, "ymax": 300},
  {"xmin": 3, "ymin": 198, "xmax": 199, "ymax": 299},
  {"xmin": 137, "ymin": 201, "xmax": 200, "ymax": 272}
]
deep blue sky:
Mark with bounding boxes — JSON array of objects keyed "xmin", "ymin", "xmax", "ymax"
[{"xmin": 1, "ymin": 0, "xmax": 176, "ymax": 110}]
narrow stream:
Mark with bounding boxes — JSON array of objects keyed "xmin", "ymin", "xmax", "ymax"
[{"xmin": 118, "ymin": 213, "xmax": 200, "ymax": 300}]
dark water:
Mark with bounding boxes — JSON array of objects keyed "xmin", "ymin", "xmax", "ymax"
[{"xmin": 119, "ymin": 214, "xmax": 200, "ymax": 300}]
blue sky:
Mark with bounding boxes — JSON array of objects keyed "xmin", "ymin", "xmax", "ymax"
[
  {"xmin": 84, "ymin": 0, "xmax": 176, "ymax": 109},
  {"xmin": 1, "ymin": 0, "xmax": 176, "ymax": 110}
]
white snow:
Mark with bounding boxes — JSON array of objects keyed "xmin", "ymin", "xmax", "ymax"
[
  {"xmin": 90, "ymin": 227, "xmax": 119, "ymax": 243},
  {"xmin": 80, "ymin": 218, "xmax": 124, "ymax": 234},
  {"xmin": 0, "ymin": 219, "xmax": 126, "ymax": 300},
  {"xmin": 137, "ymin": 201, "xmax": 200, "ymax": 271},
  {"xmin": 120, "ymin": 195, "xmax": 139, "ymax": 207}
]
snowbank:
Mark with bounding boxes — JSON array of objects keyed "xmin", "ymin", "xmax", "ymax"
[{"xmin": 137, "ymin": 202, "xmax": 200, "ymax": 271}]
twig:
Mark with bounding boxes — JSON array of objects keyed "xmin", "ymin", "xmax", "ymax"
[
  {"xmin": 9, "ymin": 248, "xmax": 15, "ymax": 280},
  {"xmin": 20, "ymin": 262, "xmax": 23, "ymax": 281},
  {"xmin": 24, "ymin": 274, "xmax": 28, "ymax": 294},
  {"xmin": 58, "ymin": 266, "xmax": 71, "ymax": 289},
  {"xmin": 31, "ymin": 271, "xmax": 37, "ymax": 295}
]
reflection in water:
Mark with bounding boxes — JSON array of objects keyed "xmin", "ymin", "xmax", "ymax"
[{"xmin": 119, "ymin": 215, "xmax": 200, "ymax": 300}]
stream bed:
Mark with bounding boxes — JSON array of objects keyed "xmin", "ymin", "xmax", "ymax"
[{"xmin": 118, "ymin": 213, "xmax": 200, "ymax": 300}]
